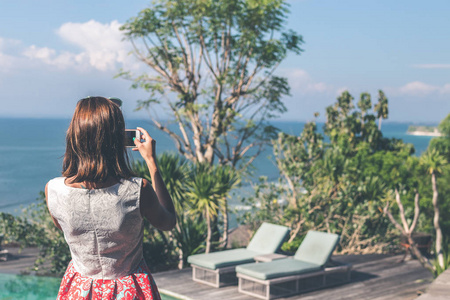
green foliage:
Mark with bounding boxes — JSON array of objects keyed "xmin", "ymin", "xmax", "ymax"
[
  {"xmin": 421, "ymin": 149, "xmax": 448, "ymax": 175},
  {"xmin": 187, "ymin": 163, "xmax": 240, "ymax": 217},
  {"xmin": 438, "ymin": 113, "xmax": 450, "ymax": 137},
  {"xmin": 425, "ymin": 114, "xmax": 450, "ymax": 235},
  {"xmin": 242, "ymin": 91, "xmax": 412, "ymax": 254},
  {"xmin": 186, "ymin": 162, "xmax": 240, "ymax": 252},
  {"xmin": 374, "ymin": 90, "xmax": 389, "ymax": 130},
  {"xmin": 120, "ymin": 0, "xmax": 303, "ymax": 169},
  {"xmin": 141, "ymin": 223, "xmax": 178, "ymax": 272},
  {"xmin": 238, "ymin": 177, "xmax": 286, "ymax": 231},
  {"xmin": 431, "ymin": 238, "xmax": 450, "ymax": 278},
  {"xmin": 239, "ymin": 91, "xmax": 450, "ymax": 269},
  {"xmin": 0, "ymin": 151, "xmax": 240, "ymax": 273},
  {"xmin": 171, "ymin": 214, "xmax": 207, "ymax": 265},
  {"xmin": 281, "ymin": 236, "xmax": 303, "ymax": 254},
  {"xmin": 132, "ymin": 153, "xmax": 205, "ymax": 268},
  {"xmin": 187, "ymin": 163, "xmax": 223, "ymax": 217},
  {"xmin": 133, "ymin": 152, "xmax": 240, "ymax": 262},
  {"xmin": 0, "ymin": 193, "xmax": 70, "ymax": 275}
]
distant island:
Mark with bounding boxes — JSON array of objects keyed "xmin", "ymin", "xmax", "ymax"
[{"xmin": 407, "ymin": 125, "xmax": 442, "ymax": 137}]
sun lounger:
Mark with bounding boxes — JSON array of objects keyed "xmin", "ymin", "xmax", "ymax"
[
  {"xmin": 187, "ymin": 222, "xmax": 290, "ymax": 287},
  {"xmin": 236, "ymin": 231, "xmax": 351, "ymax": 299}
]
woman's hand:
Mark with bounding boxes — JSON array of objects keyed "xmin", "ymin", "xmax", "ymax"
[
  {"xmin": 133, "ymin": 127, "xmax": 156, "ymax": 163},
  {"xmin": 134, "ymin": 127, "xmax": 177, "ymax": 231}
]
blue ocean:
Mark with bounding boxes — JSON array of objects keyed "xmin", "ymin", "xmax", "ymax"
[{"xmin": 0, "ymin": 118, "xmax": 436, "ymax": 214}]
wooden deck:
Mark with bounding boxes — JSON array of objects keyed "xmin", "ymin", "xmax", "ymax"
[
  {"xmin": 0, "ymin": 248, "xmax": 434, "ymax": 299},
  {"xmin": 153, "ymin": 254, "xmax": 433, "ymax": 300},
  {"xmin": 0, "ymin": 247, "xmax": 40, "ymax": 275}
]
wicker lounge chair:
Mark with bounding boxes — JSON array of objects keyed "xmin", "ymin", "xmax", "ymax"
[
  {"xmin": 187, "ymin": 222, "xmax": 290, "ymax": 288},
  {"xmin": 236, "ymin": 231, "xmax": 351, "ymax": 300}
]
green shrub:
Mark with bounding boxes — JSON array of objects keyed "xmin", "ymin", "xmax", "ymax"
[{"xmin": 0, "ymin": 193, "xmax": 70, "ymax": 275}]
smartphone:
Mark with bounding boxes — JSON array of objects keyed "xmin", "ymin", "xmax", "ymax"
[{"xmin": 125, "ymin": 129, "xmax": 139, "ymax": 147}]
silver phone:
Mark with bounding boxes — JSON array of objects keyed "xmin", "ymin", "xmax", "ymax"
[{"xmin": 125, "ymin": 129, "xmax": 139, "ymax": 147}]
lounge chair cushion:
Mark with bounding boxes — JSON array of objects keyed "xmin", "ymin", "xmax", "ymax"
[
  {"xmin": 188, "ymin": 248, "xmax": 260, "ymax": 270},
  {"xmin": 236, "ymin": 259, "xmax": 321, "ymax": 280},
  {"xmin": 246, "ymin": 223, "xmax": 290, "ymax": 254},
  {"xmin": 294, "ymin": 231, "xmax": 340, "ymax": 266}
]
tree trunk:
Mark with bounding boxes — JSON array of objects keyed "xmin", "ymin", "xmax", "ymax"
[
  {"xmin": 406, "ymin": 234, "xmax": 435, "ymax": 273},
  {"xmin": 206, "ymin": 210, "xmax": 212, "ymax": 254},
  {"xmin": 378, "ymin": 116, "xmax": 382, "ymax": 130},
  {"xmin": 288, "ymin": 220, "xmax": 302, "ymax": 243},
  {"xmin": 432, "ymin": 172, "xmax": 444, "ymax": 268},
  {"xmin": 285, "ymin": 176, "xmax": 298, "ymax": 209},
  {"xmin": 383, "ymin": 192, "xmax": 434, "ymax": 273},
  {"xmin": 221, "ymin": 199, "xmax": 229, "ymax": 249},
  {"xmin": 174, "ymin": 221, "xmax": 184, "ymax": 269},
  {"xmin": 178, "ymin": 248, "xmax": 184, "ymax": 270},
  {"xmin": 210, "ymin": 215, "xmax": 221, "ymax": 252}
]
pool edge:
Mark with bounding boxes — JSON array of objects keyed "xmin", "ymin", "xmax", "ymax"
[{"xmin": 159, "ymin": 288, "xmax": 194, "ymax": 300}]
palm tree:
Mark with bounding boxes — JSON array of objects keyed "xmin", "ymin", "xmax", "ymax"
[
  {"xmin": 357, "ymin": 92, "xmax": 372, "ymax": 120},
  {"xmin": 133, "ymin": 153, "xmax": 207, "ymax": 268},
  {"xmin": 132, "ymin": 152, "xmax": 190, "ymax": 212},
  {"xmin": 357, "ymin": 92, "xmax": 372, "ymax": 138},
  {"xmin": 187, "ymin": 163, "xmax": 222, "ymax": 254},
  {"xmin": 155, "ymin": 153, "xmax": 190, "ymax": 209},
  {"xmin": 374, "ymin": 90, "xmax": 388, "ymax": 131},
  {"xmin": 214, "ymin": 165, "xmax": 240, "ymax": 248},
  {"xmin": 187, "ymin": 163, "xmax": 240, "ymax": 253},
  {"xmin": 421, "ymin": 149, "xmax": 448, "ymax": 269}
]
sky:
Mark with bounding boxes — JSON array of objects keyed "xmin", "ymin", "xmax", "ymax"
[{"xmin": 0, "ymin": 0, "xmax": 448, "ymax": 123}]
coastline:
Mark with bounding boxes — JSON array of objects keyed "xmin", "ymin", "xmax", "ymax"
[
  {"xmin": 0, "ymin": 119, "xmax": 438, "ymax": 213},
  {"xmin": 407, "ymin": 131, "xmax": 442, "ymax": 137}
]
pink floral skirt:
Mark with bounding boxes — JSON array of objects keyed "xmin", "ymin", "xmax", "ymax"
[{"xmin": 57, "ymin": 260, "xmax": 161, "ymax": 300}]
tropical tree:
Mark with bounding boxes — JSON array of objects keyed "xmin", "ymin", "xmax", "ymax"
[
  {"xmin": 421, "ymin": 149, "xmax": 448, "ymax": 269},
  {"xmin": 382, "ymin": 155, "xmax": 434, "ymax": 272},
  {"xmin": 187, "ymin": 164, "xmax": 218, "ymax": 254},
  {"xmin": 383, "ymin": 188, "xmax": 433, "ymax": 271},
  {"xmin": 429, "ymin": 113, "xmax": 450, "ymax": 160},
  {"xmin": 119, "ymin": 0, "xmax": 303, "ymax": 170},
  {"xmin": 132, "ymin": 153, "xmax": 206, "ymax": 268},
  {"xmin": 213, "ymin": 165, "xmax": 240, "ymax": 247},
  {"xmin": 357, "ymin": 92, "xmax": 372, "ymax": 119},
  {"xmin": 255, "ymin": 90, "xmax": 404, "ymax": 253},
  {"xmin": 374, "ymin": 90, "xmax": 389, "ymax": 130}
]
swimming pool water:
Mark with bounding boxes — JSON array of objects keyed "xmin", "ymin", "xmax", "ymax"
[
  {"xmin": 0, "ymin": 273, "xmax": 179, "ymax": 300},
  {"xmin": 0, "ymin": 273, "xmax": 60, "ymax": 300}
]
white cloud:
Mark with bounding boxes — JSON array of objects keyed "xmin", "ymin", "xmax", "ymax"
[
  {"xmin": 0, "ymin": 52, "xmax": 14, "ymax": 70},
  {"xmin": 398, "ymin": 81, "xmax": 440, "ymax": 95},
  {"xmin": 412, "ymin": 64, "xmax": 450, "ymax": 69},
  {"xmin": 283, "ymin": 69, "xmax": 334, "ymax": 94},
  {"xmin": 23, "ymin": 45, "xmax": 56, "ymax": 63},
  {"xmin": 22, "ymin": 20, "xmax": 137, "ymax": 72},
  {"xmin": 441, "ymin": 83, "xmax": 450, "ymax": 95},
  {"xmin": 0, "ymin": 38, "xmax": 23, "ymax": 71},
  {"xmin": 0, "ymin": 37, "xmax": 21, "ymax": 51},
  {"xmin": 386, "ymin": 81, "xmax": 450, "ymax": 97},
  {"xmin": 58, "ymin": 20, "xmax": 124, "ymax": 52}
]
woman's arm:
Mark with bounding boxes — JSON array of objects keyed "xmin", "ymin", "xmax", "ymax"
[
  {"xmin": 134, "ymin": 127, "xmax": 176, "ymax": 231},
  {"xmin": 45, "ymin": 182, "xmax": 62, "ymax": 230}
]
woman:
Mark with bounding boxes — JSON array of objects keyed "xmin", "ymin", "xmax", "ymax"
[{"xmin": 45, "ymin": 96, "xmax": 176, "ymax": 299}]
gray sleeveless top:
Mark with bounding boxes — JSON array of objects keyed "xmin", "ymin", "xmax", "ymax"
[{"xmin": 47, "ymin": 177, "xmax": 144, "ymax": 279}]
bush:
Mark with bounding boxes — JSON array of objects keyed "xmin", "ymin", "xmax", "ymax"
[{"xmin": 0, "ymin": 193, "xmax": 70, "ymax": 275}]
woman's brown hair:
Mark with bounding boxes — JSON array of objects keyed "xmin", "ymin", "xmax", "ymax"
[{"xmin": 63, "ymin": 96, "xmax": 134, "ymax": 183}]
